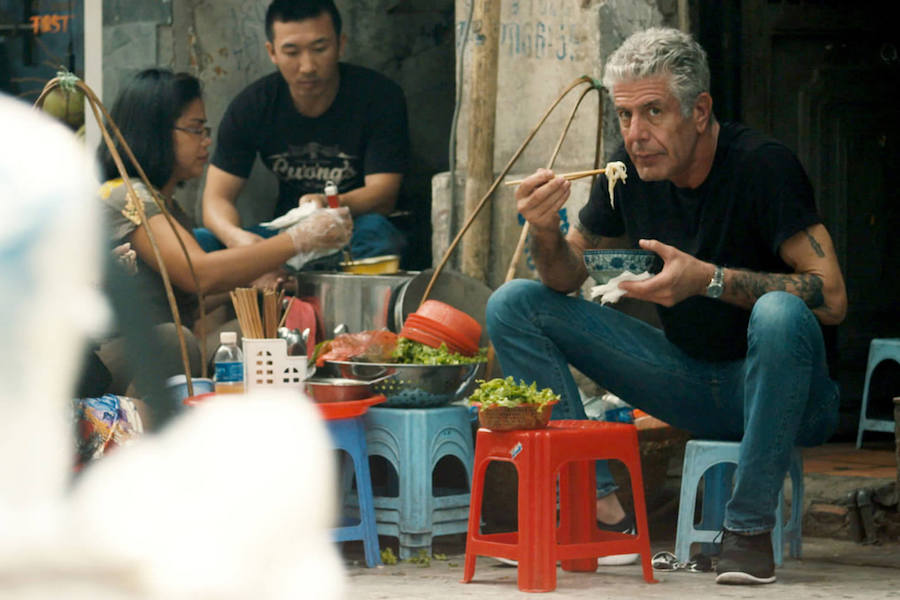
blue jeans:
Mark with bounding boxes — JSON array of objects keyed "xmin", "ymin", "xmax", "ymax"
[
  {"xmin": 486, "ymin": 280, "xmax": 840, "ymax": 534},
  {"xmin": 193, "ymin": 213, "xmax": 407, "ymax": 260}
]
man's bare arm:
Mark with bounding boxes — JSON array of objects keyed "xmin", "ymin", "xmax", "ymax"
[
  {"xmin": 728, "ymin": 271, "xmax": 824, "ymax": 309},
  {"xmin": 515, "ymin": 169, "xmax": 626, "ymax": 292},
  {"xmin": 723, "ymin": 224, "xmax": 847, "ymax": 325},
  {"xmin": 529, "ymin": 226, "xmax": 585, "ymax": 292},
  {"xmin": 202, "ymin": 165, "xmax": 261, "ymax": 248},
  {"xmin": 337, "ymin": 173, "xmax": 403, "ymax": 216},
  {"xmin": 620, "ymin": 225, "xmax": 847, "ymax": 326}
]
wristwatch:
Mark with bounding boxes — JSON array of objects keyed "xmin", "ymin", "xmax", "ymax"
[{"xmin": 706, "ymin": 265, "xmax": 725, "ymax": 298}]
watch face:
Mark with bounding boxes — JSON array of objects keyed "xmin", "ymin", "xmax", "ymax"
[{"xmin": 707, "ymin": 266, "xmax": 724, "ymax": 298}]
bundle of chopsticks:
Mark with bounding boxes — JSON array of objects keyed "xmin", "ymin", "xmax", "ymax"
[{"xmin": 229, "ymin": 287, "xmax": 289, "ymax": 339}]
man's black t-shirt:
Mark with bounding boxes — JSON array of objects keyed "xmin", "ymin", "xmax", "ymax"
[
  {"xmin": 578, "ymin": 122, "xmax": 822, "ymax": 362},
  {"xmin": 212, "ymin": 63, "xmax": 409, "ymax": 218}
]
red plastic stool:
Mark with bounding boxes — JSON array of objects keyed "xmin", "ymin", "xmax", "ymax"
[{"xmin": 461, "ymin": 420, "xmax": 657, "ymax": 592}]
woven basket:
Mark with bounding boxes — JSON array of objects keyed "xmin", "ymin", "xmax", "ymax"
[{"xmin": 477, "ymin": 401, "xmax": 557, "ymax": 431}]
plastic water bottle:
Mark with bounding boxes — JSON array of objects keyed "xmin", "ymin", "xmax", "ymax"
[
  {"xmin": 214, "ymin": 331, "xmax": 244, "ymax": 394},
  {"xmin": 600, "ymin": 392, "xmax": 634, "ymax": 423}
]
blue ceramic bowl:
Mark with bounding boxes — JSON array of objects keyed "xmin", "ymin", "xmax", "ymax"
[{"xmin": 583, "ymin": 249, "xmax": 660, "ymax": 285}]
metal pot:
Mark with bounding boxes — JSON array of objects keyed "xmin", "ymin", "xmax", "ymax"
[
  {"xmin": 292, "ymin": 268, "xmax": 494, "ymax": 346},
  {"xmin": 293, "ymin": 271, "xmax": 417, "ymax": 336}
]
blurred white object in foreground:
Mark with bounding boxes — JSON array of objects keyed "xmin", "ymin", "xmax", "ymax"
[
  {"xmin": 0, "ymin": 92, "xmax": 106, "ymax": 557},
  {"xmin": 0, "ymin": 95, "xmax": 344, "ymax": 599},
  {"xmin": 69, "ymin": 392, "xmax": 344, "ymax": 600}
]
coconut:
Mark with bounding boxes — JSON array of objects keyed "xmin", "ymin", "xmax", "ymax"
[{"xmin": 41, "ymin": 87, "xmax": 85, "ymax": 130}]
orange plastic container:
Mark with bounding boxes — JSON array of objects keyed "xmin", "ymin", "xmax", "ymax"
[
  {"xmin": 399, "ymin": 324, "xmax": 469, "ymax": 355},
  {"xmin": 404, "ymin": 314, "xmax": 478, "ymax": 354},
  {"xmin": 183, "ymin": 392, "xmax": 217, "ymax": 406},
  {"xmin": 316, "ymin": 395, "xmax": 386, "ymax": 420},
  {"xmin": 414, "ymin": 300, "xmax": 481, "ymax": 347}
]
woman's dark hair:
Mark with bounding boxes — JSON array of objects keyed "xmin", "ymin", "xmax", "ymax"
[
  {"xmin": 265, "ymin": 0, "xmax": 342, "ymax": 42},
  {"xmin": 97, "ymin": 68, "xmax": 202, "ymax": 189}
]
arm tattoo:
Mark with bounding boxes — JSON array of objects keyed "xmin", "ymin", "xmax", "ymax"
[
  {"xmin": 805, "ymin": 231, "xmax": 825, "ymax": 258},
  {"xmin": 574, "ymin": 222, "xmax": 605, "ymax": 248},
  {"xmin": 730, "ymin": 269, "xmax": 825, "ymax": 309}
]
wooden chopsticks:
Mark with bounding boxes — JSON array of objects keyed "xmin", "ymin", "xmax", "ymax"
[
  {"xmin": 504, "ymin": 167, "xmax": 606, "ymax": 187},
  {"xmin": 230, "ymin": 287, "xmax": 286, "ymax": 339}
]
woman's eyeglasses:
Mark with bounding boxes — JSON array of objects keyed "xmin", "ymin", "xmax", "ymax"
[{"xmin": 174, "ymin": 125, "xmax": 212, "ymax": 138}]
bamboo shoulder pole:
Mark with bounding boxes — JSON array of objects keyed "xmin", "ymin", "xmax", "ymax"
[{"xmin": 461, "ymin": 0, "xmax": 501, "ymax": 283}]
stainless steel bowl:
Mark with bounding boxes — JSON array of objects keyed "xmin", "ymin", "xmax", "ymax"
[
  {"xmin": 324, "ymin": 360, "xmax": 485, "ymax": 408},
  {"xmin": 304, "ymin": 377, "xmax": 374, "ymax": 403}
]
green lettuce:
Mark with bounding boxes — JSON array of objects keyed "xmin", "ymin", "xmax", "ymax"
[
  {"xmin": 468, "ymin": 376, "xmax": 559, "ymax": 408},
  {"xmin": 391, "ymin": 337, "xmax": 487, "ymax": 365}
]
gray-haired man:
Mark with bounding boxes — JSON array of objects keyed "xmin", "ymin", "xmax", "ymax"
[{"xmin": 488, "ymin": 27, "xmax": 846, "ymax": 585}]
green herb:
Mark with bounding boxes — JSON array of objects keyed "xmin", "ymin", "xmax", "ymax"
[
  {"xmin": 308, "ymin": 339, "xmax": 330, "ymax": 367},
  {"xmin": 467, "ymin": 376, "xmax": 559, "ymax": 408},
  {"xmin": 380, "ymin": 547, "xmax": 398, "ymax": 565},
  {"xmin": 407, "ymin": 548, "xmax": 431, "ymax": 566},
  {"xmin": 391, "ymin": 337, "xmax": 487, "ymax": 365}
]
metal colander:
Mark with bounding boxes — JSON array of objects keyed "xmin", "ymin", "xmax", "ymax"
[{"xmin": 324, "ymin": 360, "xmax": 485, "ymax": 408}]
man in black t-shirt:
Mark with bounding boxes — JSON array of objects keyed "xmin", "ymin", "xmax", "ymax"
[
  {"xmin": 487, "ymin": 28, "xmax": 846, "ymax": 585},
  {"xmin": 199, "ymin": 0, "xmax": 409, "ymax": 260}
]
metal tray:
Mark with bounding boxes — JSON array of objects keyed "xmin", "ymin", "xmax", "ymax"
[{"xmin": 323, "ymin": 360, "xmax": 485, "ymax": 408}]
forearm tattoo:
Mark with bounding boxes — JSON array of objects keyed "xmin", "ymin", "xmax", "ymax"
[
  {"xmin": 730, "ymin": 270, "xmax": 825, "ymax": 309},
  {"xmin": 574, "ymin": 222, "xmax": 605, "ymax": 248}
]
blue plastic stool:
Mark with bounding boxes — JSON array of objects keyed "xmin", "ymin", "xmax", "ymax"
[
  {"xmin": 675, "ymin": 440, "xmax": 803, "ymax": 566},
  {"xmin": 856, "ymin": 338, "xmax": 900, "ymax": 448},
  {"xmin": 327, "ymin": 417, "xmax": 382, "ymax": 567},
  {"xmin": 359, "ymin": 405, "xmax": 474, "ymax": 559}
]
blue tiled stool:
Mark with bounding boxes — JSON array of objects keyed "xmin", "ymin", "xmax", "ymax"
[
  {"xmin": 856, "ymin": 338, "xmax": 900, "ymax": 448},
  {"xmin": 327, "ymin": 417, "xmax": 381, "ymax": 567},
  {"xmin": 675, "ymin": 440, "xmax": 803, "ymax": 566},
  {"xmin": 360, "ymin": 405, "xmax": 474, "ymax": 559}
]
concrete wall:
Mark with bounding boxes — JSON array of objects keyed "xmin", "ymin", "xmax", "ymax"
[
  {"xmin": 100, "ymin": 0, "xmax": 454, "ymax": 266},
  {"xmin": 98, "ymin": 0, "xmax": 681, "ymax": 279},
  {"xmin": 433, "ymin": 0, "xmax": 677, "ymax": 288}
]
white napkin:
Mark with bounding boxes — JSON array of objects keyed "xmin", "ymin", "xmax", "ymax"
[
  {"xmin": 260, "ymin": 202, "xmax": 319, "ymax": 229},
  {"xmin": 590, "ymin": 270, "xmax": 652, "ymax": 304}
]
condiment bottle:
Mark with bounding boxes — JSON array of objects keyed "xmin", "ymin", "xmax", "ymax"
[{"xmin": 324, "ymin": 180, "xmax": 340, "ymax": 208}]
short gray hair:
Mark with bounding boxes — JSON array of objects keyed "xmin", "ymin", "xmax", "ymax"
[{"xmin": 602, "ymin": 28, "xmax": 710, "ymax": 118}]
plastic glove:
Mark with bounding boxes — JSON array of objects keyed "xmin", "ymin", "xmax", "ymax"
[
  {"xmin": 261, "ymin": 202, "xmax": 318, "ymax": 230},
  {"xmin": 284, "ymin": 207, "xmax": 352, "ymax": 269},
  {"xmin": 298, "ymin": 193, "xmax": 328, "ymax": 208}
]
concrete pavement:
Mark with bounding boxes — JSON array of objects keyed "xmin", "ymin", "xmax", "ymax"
[{"xmin": 342, "ymin": 536, "xmax": 900, "ymax": 599}]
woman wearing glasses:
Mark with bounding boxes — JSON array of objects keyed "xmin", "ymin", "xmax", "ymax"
[{"xmin": 93, "ymin": 68, "xmax": 351, "ymax": 409}]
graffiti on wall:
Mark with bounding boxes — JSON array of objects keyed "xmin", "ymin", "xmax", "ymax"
[{"xmin": 457, "ymin": 0, "xmax": 587, "ymax": 63}]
